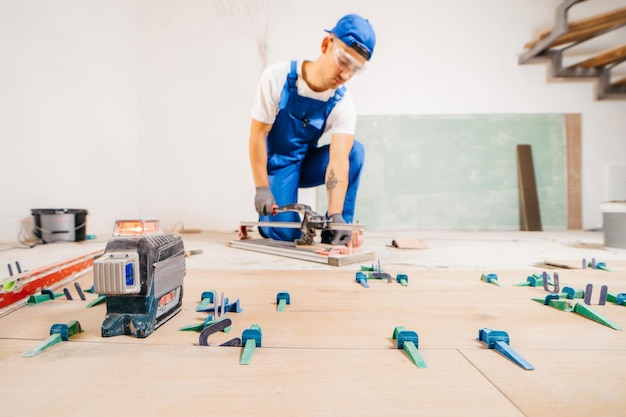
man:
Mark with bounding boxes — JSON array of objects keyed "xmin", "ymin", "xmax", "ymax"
[{"xmin": 249, "ymin": 14, "xmax": 375, "ymax": 245}]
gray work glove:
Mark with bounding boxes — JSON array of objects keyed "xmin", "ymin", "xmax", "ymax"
[
  {"xmin": 254, "ymin": 186, "xmax": 276, "ymax": 216},
  {"xmin": 328, "ymin": 213, "xmax": 352, "ymax": 245}
]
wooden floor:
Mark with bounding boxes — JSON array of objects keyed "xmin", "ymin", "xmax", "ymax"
[{"xmin": 1, "ymin": 260, "xmax": 625, "ymax": 416}]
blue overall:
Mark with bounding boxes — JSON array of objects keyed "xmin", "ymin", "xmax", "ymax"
[{"xmin": 259, "ymin": 61, "xmax": 365, "ymax": 241}]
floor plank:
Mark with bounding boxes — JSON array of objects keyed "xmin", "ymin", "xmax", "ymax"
[{"xmin": 1, "ymin": 263, "xmax": 625, "ymax": 416}]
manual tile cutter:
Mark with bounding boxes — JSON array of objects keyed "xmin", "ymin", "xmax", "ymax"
[
  {"xmin": 238, "ymin": 203, "xmax": 365, "ymax": 246},
  {"xmin": 93, "ymin": 219, "xmax": 186, "ymax": 338}
]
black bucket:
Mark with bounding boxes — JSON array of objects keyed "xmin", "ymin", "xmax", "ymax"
[{"xmin": 31, "ymin": 208, "xmax": 88, "ymax": 243}]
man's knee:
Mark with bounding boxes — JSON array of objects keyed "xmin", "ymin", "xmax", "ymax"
[
  {"xmin": 259, "ymin": 226, "xmax": 301, "ymax": 242},
  {"xmin": 259, "ymin": 211, "xmax": 302, "ymax": 242}
]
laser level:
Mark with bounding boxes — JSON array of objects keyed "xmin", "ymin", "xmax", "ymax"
[{"xmin": 93, "ymin": 220, "xmax": 185, "ymax": 338}]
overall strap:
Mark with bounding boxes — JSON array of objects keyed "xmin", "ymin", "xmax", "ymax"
[
  {"xmin": 331, "ymin": 86, "xmax": 346, "ymax": 103},
  {"xmin": 320, "ymin": 86, "xmax": 346, "ymax": 125},
  {"xmin": 287, "ymin": 60, "xmax": 298, "ymax": 90},
  {"xmin": 278, "ymin": 60, "xmax": 298, "ymax": 110}
]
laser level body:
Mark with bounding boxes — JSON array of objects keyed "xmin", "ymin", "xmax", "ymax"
[{"xmin": 94, "ymin": 222, "xmax": 186, "ymax": 338}]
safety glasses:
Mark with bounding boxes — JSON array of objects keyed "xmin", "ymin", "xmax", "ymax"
[{"xmin": 331, "ymin": 38, "xmax": 365, "ymax": 75}]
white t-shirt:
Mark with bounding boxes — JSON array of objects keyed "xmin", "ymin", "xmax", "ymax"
[{"xmin": 250, "ymin": 60, "xmax": 357, "ymax": 136}]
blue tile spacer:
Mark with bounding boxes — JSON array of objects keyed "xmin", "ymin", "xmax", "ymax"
[
  {"xmin": 485, "ymin": 273, "xmax": 497, "ymax": 282},
  {"xmin": 595, "ymin": 262, "xmax": 609, "ymax": 271},
  {"xmin": 355, "ymin": 272, "xmax": 369, "ymax": 288},
  {"xmin": 542, "ymin": 293, "xmax": 560, "ymax": 305},
  {"xmin": 478, "ymin": 328, "xmax": 534, "ymax": 370},
  {"xmin": 42, "ymin": 288, "xmax": 56, "ymax": 299},
  {"xmin": 240, "ymin": 324, "xmax": 262, "ymax": 365},
  {"xmin": 225, "ymin": 299, "xmax": 243, "ymax": 313},
  {"xmin": 276, "ymin": 291, "xmax": 290, "ymax": 305},
  {"xmin": 526, "ymin": 275, "xmax": 541, "ymax": 287},
  {"xmin": 396, "ymin": 273, "xmax": 409, "ymax": 286},
  {"xmin": 561, "ymin": 286, "xmax": 575, "ymax": 299},
  {"xmin": 200, "ymin": 291, "xmax": 216, "ymax": 303},
  {"xmin": 276, "ymin": 291, "xmax": 290, "ymax": 312},
  {"xmin": 481, "ymin": 273, "xmax": 502, "ymax": 286},
  {"xmin": 393, "ymin": 327, "xmax": 426, "ymax": 368},
  {"xmin": 50, "ymin": 323, "xmax": 71, "ymax": 341},
  {"xmin": 196, "ymin": 291, "xmax": 216, "ymax": 312},
  {"xmin": 396, "ymin": 330, "xmax": 419, "ymax": 349},
  {"xmin": 50, "ymin": 321, "xmax": 83, "ymax": 341},
  {"xmin": 477, "ymin": 328, "xmax": 509, "ymax": 348},
  {"xmin": 242, "ymin": 325, "xmax": 262, "ymax": 348}
]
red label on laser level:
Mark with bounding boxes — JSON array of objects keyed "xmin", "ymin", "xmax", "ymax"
[{"xmin": 156, "ymin": 288, "xmax": 181, "ymax": 318}]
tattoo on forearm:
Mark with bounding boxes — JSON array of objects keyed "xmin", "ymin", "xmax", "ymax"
[{"xmin": 326, "ymin": 169, "xmax": 338, "ymax": 191}]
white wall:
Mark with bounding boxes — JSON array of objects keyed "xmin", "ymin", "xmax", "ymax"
[
  {"xmin": 0, "ymin": 0, "xmax": 140, "ymax": 241},
  {"xmin": 136, "ymin": 0, "xmax": 261, "ymax": 233},
  {"xmin": 1, "ymin": 0, "xmax": 625, "ymax": 242}
]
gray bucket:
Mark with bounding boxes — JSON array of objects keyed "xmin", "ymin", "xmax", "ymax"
[
  {"xmin": 31, "ymin": 208, "xmax": 88, "ymax": 243},
  {"xmin": 600, "ymin": 202, "xmax": 626, "ymax": 249}
]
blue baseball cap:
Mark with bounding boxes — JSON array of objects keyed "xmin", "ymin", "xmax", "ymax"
[{"xmin": 325, "ymin": 14, "xmax": 376, "ymax": 61}]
